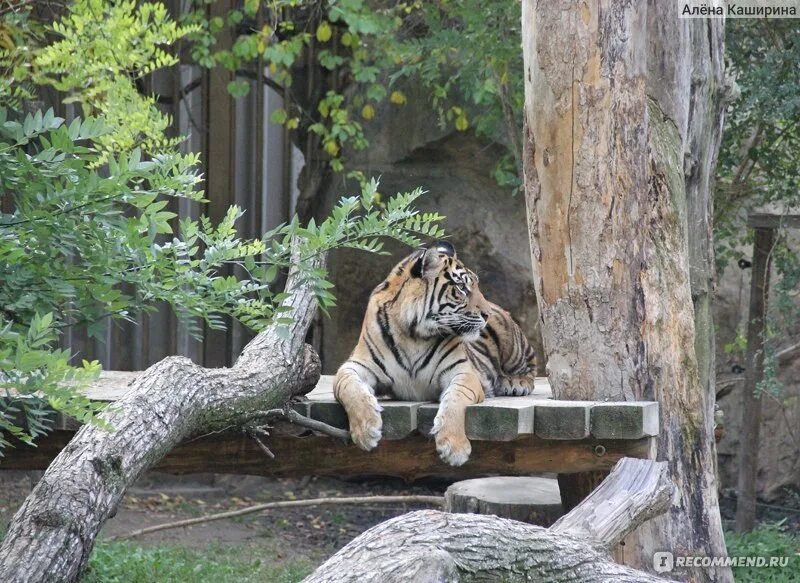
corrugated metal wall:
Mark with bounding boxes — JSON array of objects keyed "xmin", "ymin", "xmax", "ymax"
[{"xmin": 56, "ymin": 1, "xmax": 302, "ymax": 371}]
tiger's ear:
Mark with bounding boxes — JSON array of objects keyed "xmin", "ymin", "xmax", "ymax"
[{"xmin": 411, "ymin": 241, "xmax": 456, "ymax": 278}]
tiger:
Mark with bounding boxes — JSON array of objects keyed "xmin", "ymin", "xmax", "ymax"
[{"xmin": 334, "ymin": 241, "xmax": 537, "ymax": 466}]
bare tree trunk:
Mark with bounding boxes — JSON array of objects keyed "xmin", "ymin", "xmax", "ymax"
[
  {"xmin": 305, "ymin": 458, "xmax": 673, "ymax": 583},
  {"xmin": 521, "ymin": 1, "xmax": 731, "ymax": 581},
  {"xmin": 0, "ymin": 247, "xmax": 323, "ymax": 583}
]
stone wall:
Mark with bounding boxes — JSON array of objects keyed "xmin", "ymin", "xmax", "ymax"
[{"xmin": 313, "ymin": 86, "xmax": 541, "ymax": 373}]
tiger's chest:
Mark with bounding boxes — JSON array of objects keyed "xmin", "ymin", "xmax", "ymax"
[
  {"xmin": 385, "ymin": 368, "xmax": 443, "ymax": 401},
  {"xmin": 376, "ymin": 337, "xmax": 477, "ymax": 402}
]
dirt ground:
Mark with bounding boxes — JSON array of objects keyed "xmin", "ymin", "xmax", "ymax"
[
  {"xmin": 2, "ymin": 469, "xmax": 798, "ymax": 576},
  {"xmin": 0, "ymin": 470, "xmax": 447, "ymax": 569}
]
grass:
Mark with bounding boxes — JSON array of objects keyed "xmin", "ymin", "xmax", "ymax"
[
  {"xmin": 726, "ymin": 521, "xmax": 800, "ymax": 583},
  {"xmin": 1, "ymin": 524, "xmax": 316, "ymax": 582},
  {"xmin": 77, "ymin": 521, "xmax": 800, "ymax": 583},
  {"xmin": 83, "ymin": 541, "xmax": 315, "ymax": 583},
  {"xmin": 3, "ymin": 516, "xmax": 798, "ymax": 582}
]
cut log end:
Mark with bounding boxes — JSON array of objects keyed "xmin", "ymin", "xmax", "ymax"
[{"xmin": 445, "ymin": 476, "xmax": 563, "ymax": 526}]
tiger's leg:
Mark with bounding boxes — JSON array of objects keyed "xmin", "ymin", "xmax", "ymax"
[
  {"xmin": 495, "ymin": 373, "xmax": 536, "ymax": 397},
  {"xmin": 432, "ymin": 372, "xmax": 484, "ymax": 466},
  {"xmin": 494, "ymin": 321, "xmax": 537, "ymax": 397},
  {"xmin": 334, "ymin": 362, "xmax": 383, "ymax": 451}
]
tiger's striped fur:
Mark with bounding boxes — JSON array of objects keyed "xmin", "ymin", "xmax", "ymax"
[{"xmin": 334, "ymin": 242, "xmax": 537, "ymax": 466}]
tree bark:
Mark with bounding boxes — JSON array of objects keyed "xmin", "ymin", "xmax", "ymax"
[
  {"xmin": 521, "ymin": 1, "xmax": 731, "ymax": 581},
  {"xmin": 305, "ymin": 458, "xmax": 673, "ymax": 583},
  {"xmin": 0, "ymin": 245, "xmax": 323, "ymax": 583}
]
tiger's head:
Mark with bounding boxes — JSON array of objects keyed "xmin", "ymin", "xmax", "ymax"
[{"xmin": 376, "ymin": 241, "xmax": 490, "ymax": 341}]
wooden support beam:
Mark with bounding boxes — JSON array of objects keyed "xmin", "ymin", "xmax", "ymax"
[
  {"xmin": 735, "ymin": 226, "xmax": 774, "ymax": 531},
  {"xmin": 2, "ymin": 371, "xmax": 659, "ymax": 479},
  {"xmin": 747, "ymin": 213, "xmax": 800, "ymax": 229},
  {"xmin": 7, "ymin": 371, "xmax": 660, "ymax": 438},
  {"xmin": 0, "ymin": 431, "xmax": 653, "ymax": 481}
]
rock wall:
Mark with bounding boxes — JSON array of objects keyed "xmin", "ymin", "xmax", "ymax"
[{"xmin": 313, "ymin": 88, "xmax": 541, "ymax": 373}]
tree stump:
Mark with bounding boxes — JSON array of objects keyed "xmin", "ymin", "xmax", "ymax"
[{"xmin": 445, "ymin": 476, "xmax": 563, "ymax": 526}]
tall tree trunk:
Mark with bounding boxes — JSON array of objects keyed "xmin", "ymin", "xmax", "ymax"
[
  {"xmin": 0, "ymin": 245, "xmax": 323, "ymax": 583},
  {"xmin": 521, "ymin": 1, "xmax": 731, "ymax": 581}
]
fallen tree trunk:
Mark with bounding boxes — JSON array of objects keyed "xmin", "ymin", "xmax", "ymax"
[
  {"xmin": 0, "ymin": 246, "xmax": 323, "ymax": 583},
  {"xmin": 305, "ymin": 458, "xmax": 673, "ymax": 583}
]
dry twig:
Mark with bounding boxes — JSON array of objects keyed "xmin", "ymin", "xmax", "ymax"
[{"xmin": 111, "ymin": 495, "xmax": 445, "ymax": 541}]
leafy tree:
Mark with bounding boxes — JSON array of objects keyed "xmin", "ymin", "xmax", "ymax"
[
  {"xmin": 716, "ymin": 20, "xmax": 800, "ymax": 401},
  {"xmin": 716, "ymin": 19, "xmax": 800, "ymax": 271},
  {"xmin": 0, "ymin": 0, "xmax": 443, "ymax": 453},
  {"xmin": 179, "ymin": 0, "xmax": 522, "ymax": 187}
]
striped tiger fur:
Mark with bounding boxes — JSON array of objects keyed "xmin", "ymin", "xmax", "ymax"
[{"xmin": 334, "ymin": 241, "xmax": 537, "ymax": 466}]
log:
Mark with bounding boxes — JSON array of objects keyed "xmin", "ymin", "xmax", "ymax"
[
  {"xmin": 0, "ymin": 243, "xmax": 323, "ymax": 583},
  {"xmin": 304, "ymin": 458, "xmax": 673, "ymax": 583},
  {"xmin": 550, "ymin": 457, "xmax": 671, "ymax": 548},
  {"xmin": 444, "ymin": 476, "xmax": 563, "ymax": 526}
]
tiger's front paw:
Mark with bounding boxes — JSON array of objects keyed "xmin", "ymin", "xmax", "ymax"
[
  {"xmin": 348, "ymin": 397, "xmax": 383, "ymax": 451},
  {"xmin": 435, "ymin": 431, "xmax": 471, "ymax": 466},
  {"xmin": 433, "ymin": 425, "xmax": 471, "ymax": 466},
  {"xmin": 496, "ymin": 375, "xmax": 534, "ymax": 397}
]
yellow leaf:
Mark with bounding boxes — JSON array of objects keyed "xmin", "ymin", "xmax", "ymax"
[
  {"xmin": 455, "ymin": 115, "xmax": 469, "ymax": 131},
  {"xmin": 361, "ymin": 104, "xmax": 375, "ymax": 120},
  {"xmin": 316, "ymin": 22, "xmax": 332, "ymax": 43},
  {"xmin": 389, "ymin": 91, "xmax": 407, "ymax": 105},
  {"xmin": 324, "ymin": 140, "xmax": 340, "ymax": 157},
  {"xmin": 341, "ymin": 32, "xmax": 353, "ymax": 47},
  {"xmin": 286, "ymin": 117, "xmax": 299, "ymax": 130}
]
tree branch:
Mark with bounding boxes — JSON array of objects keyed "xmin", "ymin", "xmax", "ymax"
[
  {"xmin": 0, "ymin": 239, "xmax": 326, "ymax": 582},
  {"xmin": 242, "ymin": 407, "xmax": 351, "ymax": 441},
  {"xmin": 550, "ymin": 457, "xmax": 672, "ymax": 550}
]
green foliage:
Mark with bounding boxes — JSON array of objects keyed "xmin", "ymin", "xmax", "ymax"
[
  {"xmin": 0, "ymin": 2, "xmax": 444, "ymax": 454},
  {"xmin": 182, "ymin": 0, "xmax": 521, "ymax": 183},
  {"xmin": 716, "ymin": 20, "xmax": 800, "ymax": 407},
  {"xmin": 259, "ymin": 177, "xmax": 444, "ymax": 322},
  {"xmin": 390, "ymin": 0, "xmax": 524, "ymax": 188},
  {"xmin": 84, "ymin": 541, "xmax": 313, "ymax": 583},
  {"xmin": 725, "ymin": 521, "xmax": 799, "ymax": 583},
  {"xmin": 182, "ymin": 0, "xmax": 409, "ymax": 173},
  {"xmin": 3, "ymin": 0, "xmax": 199, "ymax": 161},
  {"xmin": 716, "ymin": 20, "xmax": 800, "ymax": 272},
  {"xmin": 0, "ymin": 3, "xmax": 41, "ymax": 110},
  {"xmin": 0, "ymin": 106, "xmax": 442, "ymax": 450}
]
